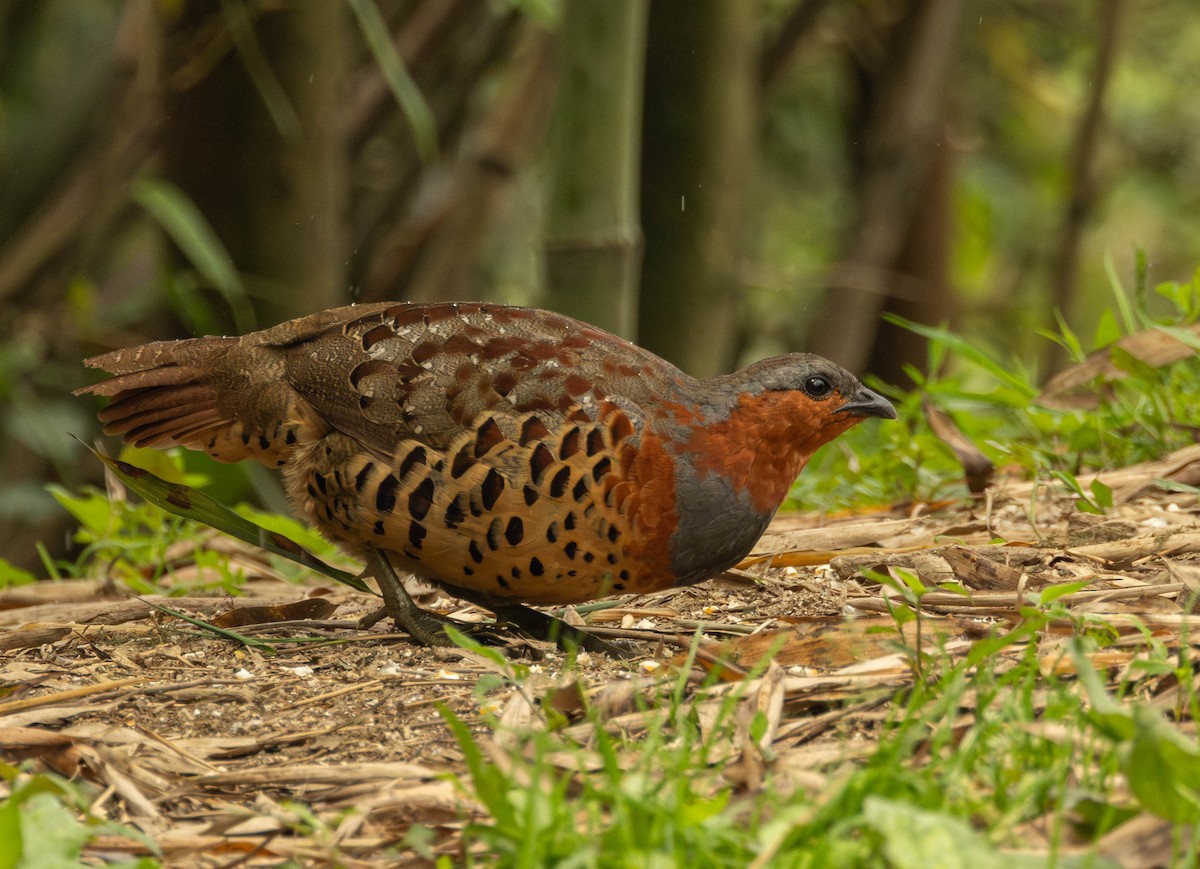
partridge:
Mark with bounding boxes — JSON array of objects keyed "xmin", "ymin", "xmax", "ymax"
[{"xmin": 75, "ymin": 302, "xmax": 895, "ymax": 646}]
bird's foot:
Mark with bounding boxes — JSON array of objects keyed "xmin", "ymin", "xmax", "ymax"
[
  {"xmin": 356, "ymin": 602, "xmax": 458, "ymax": 647},
  {"xmin": 360, "ymin": 548, "xmax": 459, "ymax": 647}
]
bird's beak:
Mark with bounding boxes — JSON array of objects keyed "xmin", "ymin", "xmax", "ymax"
[{"xmin": 837, "ymin": 386, "xmax": 897, "ymax": 420}]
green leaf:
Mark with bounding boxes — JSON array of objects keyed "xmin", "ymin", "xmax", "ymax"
[
  {"xmin": 1126, "ymin": 706, "xmax": 1200, "ymax": 823},
  {"xmin": 144, "ymin": 601, "xmax": 276, "ymax": 651},
  {"xmin": 680, "ymin": 792, "xmax": 730, "ymax": 827},
  {"xmin": 16, "ymin": 792, "xmax": 93, "ymax": 868},
  {"xmin": 437, "ymin": 705, "xmax": 516, "ymax": 825},
  {"xmin": 1134, "ymin": 248, "xmax": 1150, "ymax": 313},
  {"xmin": 1051, "ymin": 309, "xmax": 1085, "ymax": 362},
  {"xmin": 1153, "ymin": 280, "xmax": 1196, "ymax": 319},
  {"xmin": 0, "ymin": 796, "xmax": 21, "ymax": 869},
  {"xmin": 234, "ymin": 505, "xmax": 341, "ymax": 560},
  {"xmin": 1155, "ymin": 479, "xmax": 1200, "ymax": 495},
  {"xmin": 1089, "ymin": 480, "xmax": 1113, "ymax": 510},
  {"xmin": 885, "ymin": 600, "xmax": 917, "ymax": 626},
  {"xmin": 863, "ymin": 797, "xmax": 1018, "ymax": 869},
  {"xmin": 220, "ymin": 0, "xmax": 301, "ymax": 141},
  {"xmin": 346, "ymin": 0, "xmax": 437, "ymax": 161},
  {"xmin": 1092, "ymin": 309, "xmax": 1121, "ymax": 350},
  {"xmin": 0, "ymin": 557, "xmax": 35, "ymax": 588},
  {"xmin": 47, "ymin": 485, "xmax": 118, "ymax": 536},
  {"xmin": 1030, "ymin": 580, "xmax": 1090, "ymax": 606},
  {"xmin": 118, "ymin": 446, "xmax": 206, "ymax": 487},
  {"xmin": 1072, "ymin": 641, "xmax": 1135, "ymax": 741},
  {"xmin": 936, "ymin": 581, "xmax": 971, "ymax": 597},
  {"xmin": 1153, "ymin": 323, "xmax": 1200, "ymax": 352},
  {"xmin": 1050, "ymin": 470, "xmax": 1086, "ymax": 499},
  {"xmin": 443, "ymin": 625, "xmax": 511, "ymax": 670},
  {"xmin": 890, "ymin": 567, "xmax": 928, "ymax": 598},
  {"xmin": 1108, "ymin": 346, "xmax": 1159, "ymax": 381},
  {"xmin": 133, "ymin": 179, "xmax": 240, "ymax": 295}
]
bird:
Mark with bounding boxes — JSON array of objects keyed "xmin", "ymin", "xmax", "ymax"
[{"xmin": 75, "ymin": 301, "xmax": 896, "ymax": 647}]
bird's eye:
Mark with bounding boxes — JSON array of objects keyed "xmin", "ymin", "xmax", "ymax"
[{"xmin": 804, "ymin": 375, "xmax": 833, "ymax": 399}]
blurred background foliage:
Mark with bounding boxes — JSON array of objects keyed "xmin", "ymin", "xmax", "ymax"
[{"xmin": 1, "ymin": 0, "xmax": 1198, "ymax": 571}]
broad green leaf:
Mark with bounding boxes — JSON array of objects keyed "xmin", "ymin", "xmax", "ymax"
[
  {"xmin": 891, "ymin": 567, "xmax": 928, "ymax": 597},
  {"xmin": 47, "ymin": 485, "xmax": 119, "ymax": 536},
  {"xmin": 0, "ymin": 557, "xmax": 35, "ymax": 588},
  {"xmin": 1126, "ymin": 706, "xmax": 1200, "ymax": 823},
  {"xmin": 680, "ymin": 792, "xmax": 730, "ymax": 827},
  {"xmin": 1089, "ymin": 479, "xmax": 1113, "ymax": 510},
  {"xmin": 17, "ymin": 792, "xmax": 92, "ymax": 868},
  {"xmin": 118, "ymin": 445, "xmax": 207, "ymax": 487},
  {"xmin": 1051, "ymin": 470, "xmax": 1086, "ymax": 499},
  {"xmin": 0, "ymin": 796, "xmax": 20, "ymax": 869},
  {"xmin": 863, "ymin": 797, "xmax": 1015, "ymax": 869}
]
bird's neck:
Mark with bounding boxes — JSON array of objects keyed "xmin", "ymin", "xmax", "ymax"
[{"xmin": 673, "ymin": 389, "xmax": 833, "ymax": 513}]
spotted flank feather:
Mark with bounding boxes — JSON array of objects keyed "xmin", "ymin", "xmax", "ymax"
[{"xmin": 294, "ymin": 406, "xmax": 654, "ymax": 604}]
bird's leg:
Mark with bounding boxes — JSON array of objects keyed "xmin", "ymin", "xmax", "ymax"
[
  {"xmin": 358, "ymin": 552, "xmax": 634, "ymax": 655},
  {"xmin": 358, "ymin": 548, "xmax": 454, "ymax": 647}
]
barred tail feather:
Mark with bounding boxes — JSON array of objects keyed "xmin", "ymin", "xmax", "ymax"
[{"xmin": 75, "ymin": 337, "xmax": 292, "ymax": 466}]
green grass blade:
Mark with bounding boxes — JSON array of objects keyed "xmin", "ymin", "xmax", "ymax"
[
  {"xmin": 1103, "ymin": 250, "xmax": 1139, "ymax": 334},
  {"xmin": 83, "ymin": 443, "xmax": 370, "ymax": 594},
  {"xmin": 882, "ymin": 314, "xmax": 1038, "ymax": 398},
  {"xmin": 220, "ymin": 0, "xmax": 302, "ymax": 142},
  {"xmin": 144, "ymin": 601, "xmax": 277, "ymax": 651},
  {"xmin": 131, "ymin": 178, "xmax": 256, "ymax": 334},
  {"xmin": 346, "ymin": 0, "xmax": 438, "ymax": 161}
]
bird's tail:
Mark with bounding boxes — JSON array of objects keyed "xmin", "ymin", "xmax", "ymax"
[{"xmin": 74, "ymin": 336, "xmax": 295, "ymax": 466}]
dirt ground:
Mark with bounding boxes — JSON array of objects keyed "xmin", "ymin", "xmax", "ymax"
[{"xmin": 2, "ymin": 444, "xmax": 1199, "ymax": 866}]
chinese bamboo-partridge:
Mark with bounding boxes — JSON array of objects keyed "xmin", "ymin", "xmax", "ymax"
[{"xmin": 76, "ymin": 302, "xmax": 895, "ymax": 646}]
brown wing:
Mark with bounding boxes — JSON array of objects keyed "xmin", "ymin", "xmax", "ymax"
[{"xmin": 277, "ymin": 302, "xmax": 694, "ymax": 459}]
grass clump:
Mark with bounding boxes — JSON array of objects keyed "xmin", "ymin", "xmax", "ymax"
[
  {"xmin": 789, "ymin": 261, "xmax": 1200, "ymax": 513},
  {"xmin": 438, "ymin": 587, "xmax": 1200, "ymax": 866}
]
